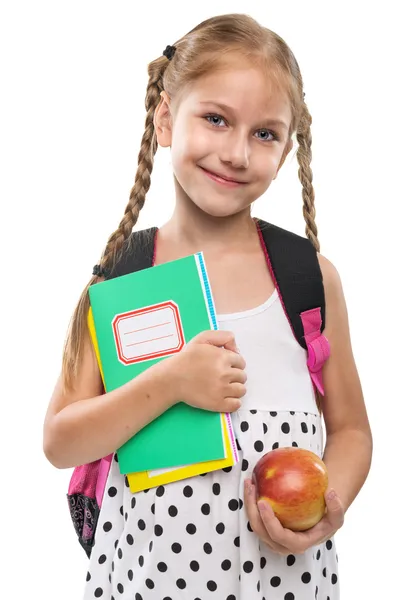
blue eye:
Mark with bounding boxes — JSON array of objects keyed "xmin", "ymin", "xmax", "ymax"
[
  {"xmin": 256, "ymin": 129, "xmax": 280, "ymax": 142},
  {"xmin": 205, "ymin": 114, "xmax": 227, "ymax": 127}
]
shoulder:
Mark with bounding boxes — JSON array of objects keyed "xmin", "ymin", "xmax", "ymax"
[
  {"xmin": 316, "ymin": 253, "xmax": 349, "ymax": 345},
  {"xmin": 317, "ymin": 253, "xmax": 344, "ymax": 305}
]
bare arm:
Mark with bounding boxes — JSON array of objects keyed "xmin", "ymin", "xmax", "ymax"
[
  {"xmin": 318, "ymin": 254, "xmax": 373, "ymax": 512},
  {"xmin": 43, "ymin": 325, "xmax": 246, "ymax": 470},
  {"xmin": 43, "ymin": 326, "xmax": 178, "ymax": 469}
]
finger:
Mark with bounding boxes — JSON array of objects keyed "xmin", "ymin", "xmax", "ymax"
[
  {"xmin": 227, "ymin": 382, "xmax": 247, "ymax": 399},
  {"xmin": 224, "ymin": 349, "xmax": 246, "ymax": 369},
  {"xmin": 228, "ymin": 368, "xmax": 247, "ymax": 384},
  {"xmin": 257, "ymin": 500, "xmax": 306, "ymax": 554},
  {"xmin": 282, "ymin": 514, "xmax": 336, "ymax": 550},
  {"xmin": 223, "ymin": 337, "xmax": 239, "ymax": 354},
  {"xmin": 244, "ymin": 481, "xmax": 290, "ymax": 555},
  {"xmin": 258, "ymin": 492, "xmax": 344, "ymax": 553},
  {"xmin": 193, "ymin": 329, "xmax": 238, "ymax": 351},
  {"xmin": 223, "ymin": 397, "xmax": 242, "ymax": 413},
  {"xmin": 324, "ymin": 490, "xmax": 345, "ymax": 529}
]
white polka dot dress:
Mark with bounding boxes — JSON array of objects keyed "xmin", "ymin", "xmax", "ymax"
[{"xmin": 83, "ymin": 290, "xmax": 339, "ymax": 599}]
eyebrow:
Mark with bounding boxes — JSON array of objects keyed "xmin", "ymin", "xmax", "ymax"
[{"xmin": 199, "ymin": 101, "xmax": 289, "ymax": 131}]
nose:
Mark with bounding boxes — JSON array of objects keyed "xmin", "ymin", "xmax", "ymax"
[{"xmin": 220, "ymin": 130, "xmax": 250, "ymax": 170}]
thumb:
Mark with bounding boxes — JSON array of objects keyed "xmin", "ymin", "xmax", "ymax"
[
  {"xmin": 193, "ymin": 330, "xmax": 239, "ymax": 353},
  {"xmin": 325, "ymin": 489, "xmax": 345, "ymax": 527}
]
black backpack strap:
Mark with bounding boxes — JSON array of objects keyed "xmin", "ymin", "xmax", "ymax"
[
  {"xmin": 255, "ymin": 218, "xmax": 330, "ymax": 395},
  {"xmin": 105, "ymin": 227, "xmax": 158, "ymax": 280},
  {"xmin": 255, "ymin": 219, "xmax": 325, "ymax": 347}
]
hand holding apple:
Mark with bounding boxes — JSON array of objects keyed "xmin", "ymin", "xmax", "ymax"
[
  {"xmin": 244, "ymin": 447, "xmax": 345, "ymax": 556},
  {"xmin": 252, "ymin": 447, "xmax": 328, "ymax": 531}
]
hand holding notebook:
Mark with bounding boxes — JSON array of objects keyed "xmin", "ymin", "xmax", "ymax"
[
  {"xmin": 88, "ymin": 252, "xmax": 241, "ymax": 483},
  {"xmin": 172, "ymin": 328, "xmax": 246, "ymax": 414}
]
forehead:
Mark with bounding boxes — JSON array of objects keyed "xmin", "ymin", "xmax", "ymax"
[{"xmin": 178, "ymin": 60, "xmax": 292, "ymax": 125}]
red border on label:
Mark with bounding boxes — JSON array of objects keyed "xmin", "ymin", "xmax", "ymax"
[{"xmin": 112, "ymin": 301, "xmax": 184, "ymax": 365}]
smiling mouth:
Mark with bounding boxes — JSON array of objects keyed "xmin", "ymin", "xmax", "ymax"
[{"xmin": 199, "ymin": 166, "xmax": 248, "ymax": 186}]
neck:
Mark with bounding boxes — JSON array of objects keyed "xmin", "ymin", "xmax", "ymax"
[{"xmin": 161, "ymin": 188, "xmax": 258, "ymax": 255}]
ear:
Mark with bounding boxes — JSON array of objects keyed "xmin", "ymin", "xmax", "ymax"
[
  {"xmin": 154, "ymin": 91, "xmax": 173, "ymax": 148},
  {"xmin": 273, "ymin": 138, "xmax": 294, "ymax": 180}
]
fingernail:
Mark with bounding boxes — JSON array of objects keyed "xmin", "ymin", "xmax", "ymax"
[
  {"xmin": 327, "ymin": 489, "xmax": 336, "ymax": 501},
  {"xmin": 258, "ymin": 501, "xmax": 267, "ymax": 511}
]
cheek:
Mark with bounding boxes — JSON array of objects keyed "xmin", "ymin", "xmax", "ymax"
[
  {"xmin": 254, "ymin": 152, "xmax": 281, "ymax": 181},
  {"xmin": 171, "ymin": 122, "xmax": 211, "ymax": 169}
]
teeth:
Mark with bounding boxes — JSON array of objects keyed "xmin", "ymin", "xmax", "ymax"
[{"xmin": 216, "ymin": 174, "xmax": 233, "ymax": 183}]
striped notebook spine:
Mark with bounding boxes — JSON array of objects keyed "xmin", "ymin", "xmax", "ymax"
[{"xmin": 195, "ymin": 252, "xmax": 238, "ymax": 464}]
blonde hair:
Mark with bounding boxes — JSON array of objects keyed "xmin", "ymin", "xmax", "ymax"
[{"xmin": 62, "ymin": 13, "xmax": 319, "ymax": 392}]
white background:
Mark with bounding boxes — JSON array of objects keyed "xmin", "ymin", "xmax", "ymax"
[{"xmin": 1, "ymin": 1, "xmax": 398, "ymax": 598}]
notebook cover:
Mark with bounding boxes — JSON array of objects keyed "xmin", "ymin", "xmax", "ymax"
[{"xmin": 88, "ymin": 253, "xmax": 226, "ymax": 473}]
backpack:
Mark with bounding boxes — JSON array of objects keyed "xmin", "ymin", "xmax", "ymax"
[{"xmin": 67, "ymin": 218, "xmax": 330, "ymax": 557}]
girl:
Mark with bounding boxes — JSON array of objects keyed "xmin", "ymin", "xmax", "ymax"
[{"xmin": 43, "ymin": 13, "xmax": 372, "ymax": 600}]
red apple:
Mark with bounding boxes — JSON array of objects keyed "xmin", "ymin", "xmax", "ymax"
[{"xmin": 252, "ymin": 447, "xmax": 328, "ymax": 531}]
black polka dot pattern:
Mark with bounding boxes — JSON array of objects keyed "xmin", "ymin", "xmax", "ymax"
[
  {"xmin": 83, "ymin": 410, "xmax": 338, "ymax": 599},
  {"xmin": 254, "ymin": 440, "xmax": 264, "ymax": 452},
  {"xmin": 243, "ymin": 561, "xmax": 254, "ymax": 573},
  {"xmin": 287, "ymin": 554, "xmax": 296, "ymax": 566},
  {"xmin": 204, "ymin": 542, "xmax": 212, "ymax": 554},
  {"xmin": 183, "ymin": 485, "xmax": 193, "ymax": 497},
  {"xmin": 190, "ymin": 560, "xmax": 199, "ymax": 572},
  {"xmin": 302, "ymin": 571, "xmax": 312, "ymax": 583},
  {"xmin": 221, "ymin": 559, "xmax": 231, "ymax": 570},
  {"xmin": 216, "ymin": 522, "xmax": 225, "ymax": 534},
  {"xmin": 201, "ymin": 503, "xmax": 211, "ymax": 515},
  {"xmin": 212, "ymin": 483, "xmax": 221, "ymax": 495}
]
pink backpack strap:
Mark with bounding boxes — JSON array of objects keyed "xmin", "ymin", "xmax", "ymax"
[
  {"xmin": 67, "ymin": 454, "xmax": 114, "ymax": 557},
  {"xmin": 96, "ymin": 453, "xmax": 113, "ymax": 507},
  {"xmin": 300, "ymin": 307, "xmax": 330, "ymax": 395}
]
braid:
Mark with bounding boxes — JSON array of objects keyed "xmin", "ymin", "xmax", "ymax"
[
  {"xmin": 296, "ymin": 103, "xmax": 320, "ymax": 252},
  {"xmin": 62, "ymin": 60, "xmax": 168, "ymax": 392},
  {"xmin": 98, "ymin": 70, "xmax": 165, "ymax": 272},
  {"xmin": 296, "ymin": 103, "xmax": 322, "ymax": 414}
]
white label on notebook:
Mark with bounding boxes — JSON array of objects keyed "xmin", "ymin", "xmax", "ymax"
[{"xmin": 112, "ymin": 301, "xmax": 185, "ymax": 365}]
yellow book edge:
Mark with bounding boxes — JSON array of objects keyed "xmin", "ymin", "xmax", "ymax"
[{"xmin": 88, "ymin": 307, "xmax": 237, "ymax": 493}]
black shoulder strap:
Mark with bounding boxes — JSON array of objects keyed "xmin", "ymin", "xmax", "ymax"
[
  {"xmin": 105, "ymin": 227, "xmax": 158, "ymax": 280},
  {"xmin": 256, "ymin": 219, "xmax": 325, "ymax": 349}
]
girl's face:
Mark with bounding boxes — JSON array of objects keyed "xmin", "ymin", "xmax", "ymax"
[{"xmin": 155, "ymin": 59, "xmax": 293, "ymax": 219}]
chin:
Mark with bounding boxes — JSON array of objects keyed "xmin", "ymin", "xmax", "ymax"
[
  {"xmin": 195, "ymin": 201, "xmax": 248, "ymax": 219},
  {"xmin": 190, "ymin": 188, "xmax": 252, "ymax": 219}
]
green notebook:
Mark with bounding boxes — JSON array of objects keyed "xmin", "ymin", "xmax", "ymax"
[{"xmin": 88, "ymin": 252, "xmax": 225, "ymax": 474}]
